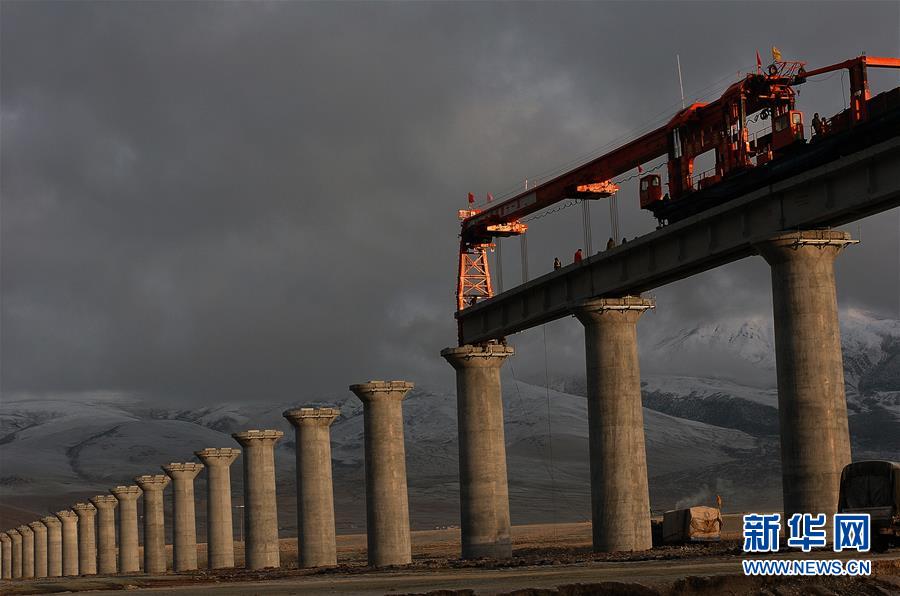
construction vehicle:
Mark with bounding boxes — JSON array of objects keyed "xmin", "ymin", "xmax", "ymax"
[
  {"xmin": 455, "ymin": 54, "xmax": 900, "ymax": 322},
  {"xmin": 839, "ymin": 460, "xmax": 900, "ymax": 552}
]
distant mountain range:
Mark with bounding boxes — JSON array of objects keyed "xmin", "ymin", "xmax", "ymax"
[{"xmin": 1, "ymin": 308, "xmax": 897, "ymax": 534}]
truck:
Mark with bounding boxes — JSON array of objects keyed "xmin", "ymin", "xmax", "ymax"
[{"xmin": 838, "ymin": 460, "xmax": 900, "ymax": 551}]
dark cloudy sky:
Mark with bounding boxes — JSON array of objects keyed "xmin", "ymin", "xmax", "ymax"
[{"xmin": 2, "ymin": 1, "xmax": 898, "ymax": 403}]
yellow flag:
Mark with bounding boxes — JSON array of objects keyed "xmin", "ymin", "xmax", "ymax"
[{"xmin": 772, "ymin": 46, "xmax": 782, "ymax": 62}]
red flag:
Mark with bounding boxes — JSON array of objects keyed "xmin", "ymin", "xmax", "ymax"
[
  {"xmin": 756, "ymin": 50, "xmax": 762, "ymax": 73},
  {"xmin": 637, "ymin": 164, "xmax": 644, "ymax": 174},
  {"xmin": 468, "ymin": 192, "xmax": 475, "ymax": 205},
  {"xmin": 487, "ymin": 192, "xmax": 493, "ymax": 202}
]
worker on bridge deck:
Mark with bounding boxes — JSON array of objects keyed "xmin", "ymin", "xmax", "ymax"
[
  {"xmin": 574, "ymin": 249, "xmax": 583, "ymax": 264},
  {"xmin": 812, "ymin": 112, "xmax": 824, "ymax": 138},
  {"xmin": 606, "ymin": 237, "xmax": 616, "ymax": 250},
  {"xmin": 554, "ymin": 257, "xmax": 561, "ymax": 270}
]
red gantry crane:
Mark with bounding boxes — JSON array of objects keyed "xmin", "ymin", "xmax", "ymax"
[{"xmin": 456, "ymin": 53, "xmax": 900, "ymax": 321}]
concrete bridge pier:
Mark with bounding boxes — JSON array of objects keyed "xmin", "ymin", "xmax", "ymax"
[
  {"xmin": 162, "ymin": 463, "xmax": 204, "ymax": 572},
  {"xmin": 110, "ymin": 485, "xmax": 142, "ymax": 573},
  {"xmin": 9, "ymin": 529, "xmax": 21, "ymax": 578},
  {"xmin": 42, "ymin": 515, "xmax": 62, "ymax": 577},
  {"xmin": 194, "ymin": 448, "xmax": 240, "ymax": 569},
  {"xmin": 1, "ymin": 532, "xmax": 11, "ymax": 579},
  {"xmin": 283, "ymin": 407, "xmax": 340, "ymax": 568},
  {"xmin": 756, "ymin": 229, "xmax": 855, "ymax": 518},
  {"xmin": 349, "ymin": 381, "xmax": 414, "ymax": 567},
  {"xmin": 574, "ymin": 297, "xmax": 654, "ymax": 553},
  {"xmin": 232, "ymin": 430, "xmax": 283, "ymax": 570},
  {"xmin": 56, "ymin": 510, "xmax": 79, "ymax": 576},
  {"xmin": 441, "ymin": 345, "xmax": 515, "ymax": 560},
  {"xmin": 135, "ymin": 475, "xmax": 170, "ymax": 574},
  {"xmin": 72, "ymin": 503, "xmax": 97, "ymax": 575},
  {"xmin": 89, "ymin": 495, "xmax": 118, "ymax": 574},
  {"xmin": 28, "ymin": 521, "xmax": 47, "ymax": 578},
  {"xmin": 17, "ymin": 525, "xmax": 34, "ymax": 578}
]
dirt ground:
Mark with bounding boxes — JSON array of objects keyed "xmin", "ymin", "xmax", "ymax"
[{"xmin": 2, "ymin": 522, "xmax": 898, "ymax": 595}]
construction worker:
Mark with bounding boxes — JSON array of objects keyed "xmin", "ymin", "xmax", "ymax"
[
  {"xmin": 812, "ymin": 112, "xmax": 824, "ymax": 137},
  {"xmin": 574, "ymin": 248, "xmax": 583, "ymax": 264},
  {"xmin": 606, "ymin": 237, "xmax": 615, "ymax": 250},
  {"xmin": 621, "ymin": 237, "xmax": 628, "ymax": 245},
  {"xmin": 553, "ymin": 257, "xmax": 561, "ymax": 270}
]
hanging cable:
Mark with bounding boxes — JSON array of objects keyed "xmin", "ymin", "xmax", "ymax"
[{"xmin": 609, "ymin": 192, "xmax": 620, "ymax": 243}]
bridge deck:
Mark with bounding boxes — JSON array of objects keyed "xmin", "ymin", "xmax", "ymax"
[{"xmin": 456, "ymin": 136, "xmax": 900, "ymax": 345}]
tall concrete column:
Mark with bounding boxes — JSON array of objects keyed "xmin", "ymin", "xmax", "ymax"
[
  {"xmin": 110, "ymin": 485, "xmax": 142, "ymax": 573},
  {"xmin": 232, "ymin": 430, "xmax": 283, "ymax": 569},
  {"xmin": 16, "ymin": 525, "xmax": 34, "ymax": 578},
  {"xmin": 8, "ymin": 529, "xmax": 22, "ymax": 578},
  {"xmin": 56, "ymin": 510, "xmax": 79, "ymax": 576},
  {"xmin": 283, "ymin": 407, "xmax": 340, "ymax": 568},
  {"xmin": 0, "ymin": 532, "xmax": 11, "ymax": 579},
  {"xmin": 72, "ymin": 503, "xmax": 97, "ymax": 575},
  {"xmin": 349, "ymin": 380, "xmax": 413, "ymax": 567},
  {"xmin": 574, "ymin": 297, "xmax": 654, "ymax": 552},
  {"xmin": 134, "ymin": 475, "xmax": 170, "ymax": 574},
  {"xmin": 42, "ymin": 515, "xmax": 62, "ymax": 577},
  {"xmin": 89, "ymin": 495, "xmax": 118, "ymax": 574},
  {"xmin": 756, "ymin": 230, "xmax": 855, "ymax": 518},
  {"xmin": 28, "ymin": 521, "xmax": 47, "ymax": 578},
  {"xmin": 162, "ymin": 463, "xmax": 204, "ymax": 571},
  {"xmin": 441, "ymin": 345, "xmax": 515, "ymax": 560},
  {"xmin": 194, "ymin": 448, "xmax": 240, "ymax": 569}
]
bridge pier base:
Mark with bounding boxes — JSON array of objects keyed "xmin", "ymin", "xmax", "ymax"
[
  {"xmin": 9, "ymin": 529, "xmax": 21, "ymax": 579},
  {"xmin": 56, "ymin": 510, "xmax": 79, "ymax": 577},
  {"xmin": 574, "ymin": 296, "xmax": 653, "ymax": 553},
  {"xmin": 349, "ymin": 381, "xmax": 414, "ymax": 567},
  {"xmin": 232, "ymin": 430, "xmax": 284, "ymax": 570},
  {"xmin": 134, "ymin": 475, "xmax": 170, "ymax": 574},
  {"xmin": 194, "ymin": 448, "xmax": 241, "ymax": 569},
  {"xmin": 42, "ymin": 515, "xmax": 62, "ymax": 577},
  {"xmin": 1, "ymin": 532, "xmax": 11, "ymax": 579},
  {"xmin": 110, "ymin": 486, "xmax": 141, "ymax": 573},
  {"xmin": 283, "ymin": 407, "xmax": 341, "ymax": 569},
  {"xmin": 757, "ymin": 229, "xmax": 854, "ymax": 519},
  {"xmin": 162, "ymin": 463, "xmax": 204, "ymax": 572},
  {"xmin": 442, "ymin": 344, "xmax": 514, "ymax": 560},
  {"xmin": 17, "ymin": 525, "xmax": 34, "ymax": 578},
  {"xmin": 72, "ymin": 503, "xmax": 97, "ymax": 575},
  {"xmin": 89, "ymin": 495, "xmax": 118, "ymax": 575},
  {"xmin": 28, "ymin": 521, "xmax": 48, "ymax": 578}
]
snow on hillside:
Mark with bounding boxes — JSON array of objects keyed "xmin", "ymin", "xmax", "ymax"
[
  {"xmin": 0, "ymin": 381, "xmax": 763, "ymax": 525},
  {"xmin": 642, "ymin": 308, "xmax": 900, "ymax": 402},
  {"xmin": 0, "ymin": 308, "xmax": 895, "ymax": 525}
]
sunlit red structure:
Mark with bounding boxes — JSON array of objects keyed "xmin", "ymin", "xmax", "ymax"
[{"xmin": 456, "ymin": 54, "xmax": 900, "ymax": 318}]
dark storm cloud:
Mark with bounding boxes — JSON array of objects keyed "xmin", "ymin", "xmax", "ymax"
[{"xmin": 2, "ymin": 1, "xmax": 898, "ymax": 402}]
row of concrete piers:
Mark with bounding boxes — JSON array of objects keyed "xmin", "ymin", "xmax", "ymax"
[
  {"xmin": 443, "ymin": 229, "xmax": 857, "ymax": 555},
  {"xmin": 0, "ymin": 381, "xmax": 419, "ymax": 578},
  {"xmin": 1, "ymin": 444, "xmax": 242, "ymax": 578},
  {"xmin": 1, "ymin": 229, "xmax": 856, "ymax": 578}
]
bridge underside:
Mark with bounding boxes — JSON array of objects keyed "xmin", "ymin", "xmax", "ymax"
[{"xmin": 457, "ymin": 137, "xmax": 900, "ymax": 345}]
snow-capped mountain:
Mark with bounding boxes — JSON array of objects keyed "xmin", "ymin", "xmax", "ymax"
[{"xmin": 0, "ymin": 309, "xmax": 896, "ymax": 531}]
